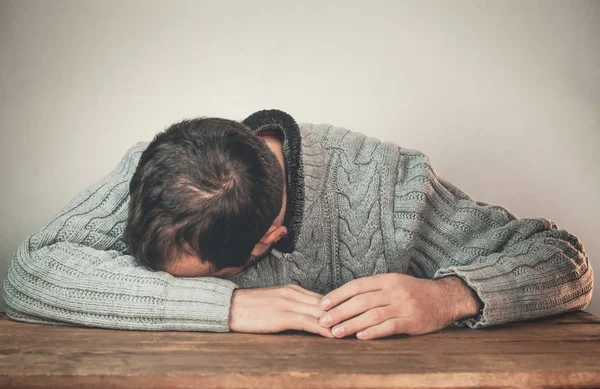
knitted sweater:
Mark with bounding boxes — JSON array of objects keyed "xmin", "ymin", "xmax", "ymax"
[{"xmin": 3, "ymin": 113, "xmax": 594, "ymax": 331}]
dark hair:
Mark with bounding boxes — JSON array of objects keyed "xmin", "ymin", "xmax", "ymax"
[{"xmin": 124, "ymin": 117, "xmax": 284, "ymax": 271}]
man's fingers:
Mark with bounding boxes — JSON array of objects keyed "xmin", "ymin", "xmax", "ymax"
[
  {"xmin": 290, "ymin": 314, "xmax": 335, "ymax": 338},
  {"xmin": 283, "ymin": 287, "xmax": 322, "ymax": 306},
  {"xmin": 319, "ymin": 291, "xmax": 387, "ymax": 328},
  {"xmin": 356, "ymin": 318, "xmax": 409, "ymax": 340},
  {"xmin": 320, "ymin": 276, "xmax": 383, "ymax": 310},
  {"xmin": 286, "ymin": 284, "xmax": 323, "ymax": 299},
  {"xmin": 287, "ymin": 300, "xmax": 326, "ymax": 319},
  {"xmin": 329, "ymin": 306, "xmax": 390, "ymax": 338}
]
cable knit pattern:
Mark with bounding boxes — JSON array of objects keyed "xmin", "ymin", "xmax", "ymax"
[
  {"xmin": 234, "ymin": 123, "xmax": 593, "ymax": 328},
  {"xmin": 3, "ymin": 123, "xmax": 594, "ymax": 331}
]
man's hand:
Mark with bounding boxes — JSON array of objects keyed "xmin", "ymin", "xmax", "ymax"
[
  {"xmin": 318, "ymin": 274, "xmax": 482, "ymax": 339},
  {"xmin": 229, "ymin": 285, "xmax": 334, "ymax": 338}
]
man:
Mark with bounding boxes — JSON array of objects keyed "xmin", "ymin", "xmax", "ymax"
[{"xmin": 3, "ymin": 109, "xmax": 593, "ymax": 339}]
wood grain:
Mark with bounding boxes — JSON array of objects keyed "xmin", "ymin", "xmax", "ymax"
[{"xmin": 0, "ymin": 311, "xmax": 599, "ymax": 388}]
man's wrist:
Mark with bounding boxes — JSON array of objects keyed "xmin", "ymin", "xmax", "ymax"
[
  {"xmin": 435, "ymin": 276, "xmax": 483, "ymax": 322},
  {"xmin": 229, "ymin": 289, "xmax": 246, "ymax": 332}
]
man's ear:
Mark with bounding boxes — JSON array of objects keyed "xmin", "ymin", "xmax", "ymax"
[{"xmin": 259, "ymin": 225, "xmax": 288, "ymax": 246}]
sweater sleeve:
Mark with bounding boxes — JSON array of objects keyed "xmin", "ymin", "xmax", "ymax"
[
  {"xmin": 393, "ymin": 149, "xmax": 594, "ymax": 328},
  {"xmin": 3, "ymin": 142, "xmax": 238, "ymax": 331}
]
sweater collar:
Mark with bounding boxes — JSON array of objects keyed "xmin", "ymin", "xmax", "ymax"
[{"xmin": 242, "ymin": 109, "xmax": 304, "ymax": 253}]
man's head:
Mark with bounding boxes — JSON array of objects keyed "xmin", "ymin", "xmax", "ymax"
[{"xmin": 124, "ymin": 117, "xmax": 287, "ymax": 278}]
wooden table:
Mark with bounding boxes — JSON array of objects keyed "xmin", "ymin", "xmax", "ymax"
[{"xmin": 0, "ymin": 311, "xmax": 599, "ymax": 389}]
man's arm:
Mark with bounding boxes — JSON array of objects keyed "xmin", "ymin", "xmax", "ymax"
[
  {"xmin": 395, "ymin": 149, "xmax": 593, "ymax": 328},
  {"xmin": 318, "ymin": 148, "xmax": 593, "ymax": 338},
  {"xmin": 3, "ymin": 142, "xmax": 332, "ymax": 337},
  {"xmin": 3, "ymin": 142, "xmax": 237, "ymax": 331}
]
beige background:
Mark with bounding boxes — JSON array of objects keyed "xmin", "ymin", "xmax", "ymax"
[{"xmin": 1, "ymin": 0, "xmax": 598, "ymax": 316}]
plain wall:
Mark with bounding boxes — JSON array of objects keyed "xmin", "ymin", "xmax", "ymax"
[{"xmin": 1, "ymin": 0, "xmax": 598, "ymax": 315}]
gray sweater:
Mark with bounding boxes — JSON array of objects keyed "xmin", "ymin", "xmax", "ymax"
[{"xmin": 3, "ymin": 121, "xmax": 594, "ymax": 331}]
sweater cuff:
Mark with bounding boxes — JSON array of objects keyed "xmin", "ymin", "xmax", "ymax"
[
  {"xmin": 163, "ymin": 277, "xmax": 238, "ymax": 332},
  {"xmin": 433, "ymin": 267, "xmax": 493, "ymax": 329}
]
